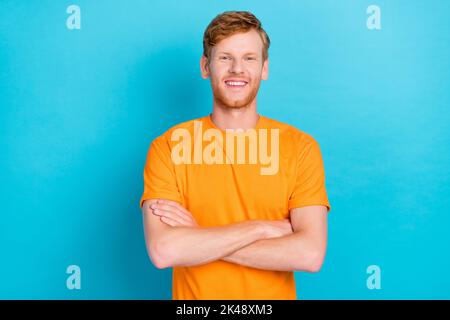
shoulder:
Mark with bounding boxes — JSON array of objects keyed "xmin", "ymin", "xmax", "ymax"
[
  {"xmin": 262, "ymin": 115, "xmax": 319, "ymax": 148},
  {"xmin": 151, "ymin": 117, "xmax": 204, "ymax": 147}
]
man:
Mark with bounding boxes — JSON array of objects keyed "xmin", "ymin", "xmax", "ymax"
[{"xmin": 140, "ymin": 11, "xmax": 331, "ymax": 300}]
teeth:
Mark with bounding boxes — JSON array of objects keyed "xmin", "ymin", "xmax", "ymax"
[{"xmin": 226, "ymin": 81, "xmax": 246, "ymax": 86}]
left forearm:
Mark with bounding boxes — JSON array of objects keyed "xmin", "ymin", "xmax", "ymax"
[
  {"xmin": 149, "ymin": 199, "xmax": 327, "ymax": 272},
  {"xmin": 221, "ymin": 231, "xmax": 323, "ymax": 272}
]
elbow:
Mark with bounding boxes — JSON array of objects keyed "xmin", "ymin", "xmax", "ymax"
[
  {"xmin": 147, "ymin": 241, "xmax": 175, "ymax": 270},
  {"xmin": 301, "ymin": 250, "xmax": 326, "ymax": 273}
]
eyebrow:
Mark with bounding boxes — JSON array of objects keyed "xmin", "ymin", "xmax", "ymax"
[{"xmin": 217, "ymin": 51, "xmax": 258, "ymax": 56}]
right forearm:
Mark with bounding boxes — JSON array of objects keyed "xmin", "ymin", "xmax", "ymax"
[{"xmin": 155, "ymin": 220, "xmax": 266, "ymax": 268}]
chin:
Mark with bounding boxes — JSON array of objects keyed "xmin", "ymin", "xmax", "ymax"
[
  {"xmin": 222, "ymin": 97, "xmax": 252, "ymax": 109},
  {"xmin": 226, "ymin": 104, "xmax": 247, "ymax": 109},
  {"xmin": 213, "ymin": 86, "xmax": 258, "ymax": 109}
]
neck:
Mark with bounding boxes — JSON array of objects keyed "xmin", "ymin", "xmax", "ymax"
[{"xmin": 210, "ymin": 100, "xmax": 260, "ymax": 131}]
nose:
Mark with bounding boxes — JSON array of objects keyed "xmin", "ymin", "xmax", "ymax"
[{"xmin": 229, "ymin": 59, "xmax": 244, "ymax": 74}]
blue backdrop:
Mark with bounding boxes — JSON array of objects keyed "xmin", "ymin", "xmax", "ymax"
[{"xmin": 1, "ymin": 0, "xmax": 449, "ymax": 299}]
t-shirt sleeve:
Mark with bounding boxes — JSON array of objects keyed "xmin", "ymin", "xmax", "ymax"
[
  {"xmin": 139, "ymin": 136, "xmax": 183, "ymax": 208},
  {"xmin": 288, "ymin": 139, "xmax": 331, "ymax": 212}
]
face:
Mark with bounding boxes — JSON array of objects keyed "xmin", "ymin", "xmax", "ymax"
[{"xmin": 200, "ymin": 29, "xmax": 269, "ymax": 109}]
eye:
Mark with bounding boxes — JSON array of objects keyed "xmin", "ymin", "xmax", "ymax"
[
  {"xmin": 245, "ymin": 57, "xmax": 256, "ymax": 61},
  {"xmin": 219, "ymin": 56, "xmax": 231, "ymax": 60}
]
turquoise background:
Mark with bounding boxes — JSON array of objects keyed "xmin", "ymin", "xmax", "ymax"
[{"xmin": 1, "ymin": 0, "xmax": 449, "ymax": 299}]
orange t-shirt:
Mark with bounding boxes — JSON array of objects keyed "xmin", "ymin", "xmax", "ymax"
[{"xmin": 140, "ymin": 114, "xmax": 331, "ymax": 300}]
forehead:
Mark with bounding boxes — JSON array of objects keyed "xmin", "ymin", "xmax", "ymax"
[{"xmin": 212, "ymin": 29, "xmax": 263, "ymax": 55}]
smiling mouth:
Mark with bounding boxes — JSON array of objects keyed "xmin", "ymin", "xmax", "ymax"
[{"xmin": 224, "ymin": 80, "xmax": 248, "ymax": 88}]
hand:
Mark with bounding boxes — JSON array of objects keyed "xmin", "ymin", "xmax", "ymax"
[
  {"xmin": 151, "ymin": 199, "xmax": 198, "ymax": 228},
  {"xmin": 262, "ymin": 219, "xmax": 294, "ymax": 239}
]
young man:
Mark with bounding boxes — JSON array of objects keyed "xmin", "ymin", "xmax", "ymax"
[{"xmin": 140, "ymin": 11, "xmax": 331, "ymax": 300}]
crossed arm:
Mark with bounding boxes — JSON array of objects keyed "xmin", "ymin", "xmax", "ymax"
[{"xmin": 142, "ymin": 199, "xmax": 328, "ymax": 272}]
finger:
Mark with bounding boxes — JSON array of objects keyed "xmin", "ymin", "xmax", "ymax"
[
  {"xmin": 160, "ymin": 216, "xmax": 180, "ymax": 227},
  {"xmin": 157, "ymin": 199, "xmax": 194, "ymax": 218},
  {"xmin": 153, "ymin": 208, "xmax": 191, "ymax": 226},
  {"xmin": 157, "ymin": 200, "xmax": 193, "ymax": 217},
  {"xmin": 150, "ymin": 201, "xmax": 188, "ymax": 219},
  {"xmin": 153, "ymin": 204, "xmax": 193, "ymax": 224},
  {"xmin": 159, "ymin": 211, "xmax": 196, "ymax": 227},
  {"xmin": 154, "ymin": 202, "xmax": 195, "ymax": 223}
]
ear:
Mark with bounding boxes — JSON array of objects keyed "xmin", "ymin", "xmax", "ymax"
[
  {"xmin": 200, "ymin": 55, "xmax": 210, "ymax": 79},
  {"xmin": 261, "ymin": 58, "xmax": 269, "ymax": 80}
]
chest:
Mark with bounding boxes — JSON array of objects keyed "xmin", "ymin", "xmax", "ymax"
[{"xmin": 174, "ymin": 155, "xmax": 297, "ymax": 226}]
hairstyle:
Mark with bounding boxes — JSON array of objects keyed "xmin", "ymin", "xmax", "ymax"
[{"xmin": 203, "ymin": 11, "xmax": 271, "ymax": 63}]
